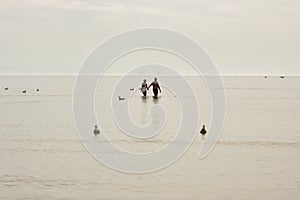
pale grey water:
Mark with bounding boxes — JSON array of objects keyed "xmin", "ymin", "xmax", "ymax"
[{"xmin": 0, "ymin": 75, "xmax": 300, "ymax": 199}]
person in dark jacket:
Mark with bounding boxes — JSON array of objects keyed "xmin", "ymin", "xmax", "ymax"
[{"xmin": 148, "ymin": 77, "xmax": 161, "ymax": 98}]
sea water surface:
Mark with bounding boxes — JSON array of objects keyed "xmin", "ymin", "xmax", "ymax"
[{"xmin": 0, "ymin": 75, "xmax": 299, "ymax": 199}]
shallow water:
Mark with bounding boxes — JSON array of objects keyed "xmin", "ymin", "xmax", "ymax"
[{"xmin": 0, "ymin": 75, "xmax": 300, "ymax": 199}]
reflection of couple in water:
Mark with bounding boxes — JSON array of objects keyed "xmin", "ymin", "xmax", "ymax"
[{"xmin": 141, "ymin": 77, "xmax": 161, "ymax": 98}]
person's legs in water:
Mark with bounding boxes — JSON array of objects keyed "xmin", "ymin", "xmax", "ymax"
[
  {"xmin": 142, "ymin": 90, "xmax": 147, "ymax": 97},
  {"xmin": 153, "ymin": 88, "xmax": 158, "ymax": 97}
]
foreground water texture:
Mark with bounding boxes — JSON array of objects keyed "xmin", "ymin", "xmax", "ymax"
[{"xmin": 0, "ymin": 75, "xmax": 299, "ymax": 199}]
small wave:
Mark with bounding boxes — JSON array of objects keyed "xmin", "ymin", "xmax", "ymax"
[
  {"xmin": 218, "ymin": 140, "xmax": 300, "ymax": 147},
  {"xmin": 0, "ymin": 175, "xmax": 93, "ymax": 188},
  {"xmin": 3, "ymin": 101, "xmax": 41, "ymax": 104}
]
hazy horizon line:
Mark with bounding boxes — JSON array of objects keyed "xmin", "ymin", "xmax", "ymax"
[{"xmin": 0, "ymin": 73, "xmax": 297, "ymax": 77}]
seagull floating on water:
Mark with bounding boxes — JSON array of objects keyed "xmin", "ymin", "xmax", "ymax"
[
  {"xmin": 118, "ymin": 96, "xmax": 125, "ymax": 101},
  {"xmin": 93, "ymin": 125, "xmax": 100, "ymax": 135}
]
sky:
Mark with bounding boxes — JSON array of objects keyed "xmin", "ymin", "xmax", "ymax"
[{"xmin": 0, "ymin": 0, "xmax": 299, "ymax": 75}]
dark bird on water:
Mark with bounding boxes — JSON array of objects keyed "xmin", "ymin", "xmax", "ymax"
[
  {"xmin": 118, "ymin": 96, "xmax": 125, "ymax": 101},
  {"xmin": 4, "ymin": 87, "xmax": 8, "ymax": 90},
  {"xmin": 93, "ymin": 125, "xmax": 100, "ymax": 135},
  {"xmin": 22, "ymin": 90, "xmax": 26, "ymax": 93},
  {"xmin": 36, "ymin": 89, "xmax": 39, "ymax": 92},
  {"xmin": 280, "ymin": 76, "xmax": 285, "ymax": 79},
  {"xmin": 129, "ymin": 88, "xmax": 134, "ymax": 91},
  {"xmin": 200, "ymin": 125, "xmax": 207, "ymax": 137}
]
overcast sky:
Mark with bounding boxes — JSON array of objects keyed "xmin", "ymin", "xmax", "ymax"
[{"xmin": 0, "ymin": 0, "xmax": 299, "ymax": 75}]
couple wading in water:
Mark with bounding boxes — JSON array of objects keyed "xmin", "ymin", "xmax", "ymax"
[{"xmin": 141, "ymin": 77, "xmax": 161, "ymax": 98}]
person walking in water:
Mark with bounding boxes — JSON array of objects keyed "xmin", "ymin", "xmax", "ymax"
[
  {"xmin": 141, "ymin": 79, "xmax": 148, "ymax": 97},
  {"xmin": 148, "ymin": 77, "xmax": 161, "ymax": 98}
]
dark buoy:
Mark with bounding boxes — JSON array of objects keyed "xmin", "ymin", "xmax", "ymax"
[
  {"xmin": 93, "ymin": 125, "xmax": 100, "ymax": 135},
  {"xmin": 119, "ymin": 96, "xmax": 125, "ymax": 101},
  {"xmin": 36, "ymin": 89, "xmax": 39, "ymax": 92},
  {"xmin": 200, "ymin": 125, "xmax": 207, "ymax": 137},
  {"xmin": 4, "ymin": 87, "xmax": 8, "ymax": 90},
  {"xmin": 22, "ymin": 90, "xmax": 26, "ymax": 93}
]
